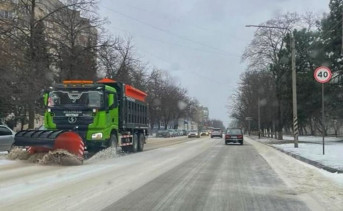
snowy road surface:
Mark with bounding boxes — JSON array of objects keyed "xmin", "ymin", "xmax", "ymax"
[{"xmin": 0, "ymin": 137, "xmax": 342, "ymax": 210}]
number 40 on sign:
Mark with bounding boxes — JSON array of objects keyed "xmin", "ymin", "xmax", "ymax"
[{"xmin": 314, "ymin": 66, "xmax": 332, "ymax": 83}]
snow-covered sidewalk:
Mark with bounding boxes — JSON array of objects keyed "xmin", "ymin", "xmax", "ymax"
[{"xmin": 253, "ymin": 135, "xmax": 343, "ymax": 173}]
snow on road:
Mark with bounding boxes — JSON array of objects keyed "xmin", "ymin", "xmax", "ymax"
[
  {"xmin": 246, "ymin": 137, "xmax": 343, "ymax": 211},
  {"xmin": 0, "ymin": 138, "xmax": 214, "ymax": 211}
]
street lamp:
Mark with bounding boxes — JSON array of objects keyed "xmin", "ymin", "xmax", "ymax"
[{"xmin": 246, "ymin": 24, "xmax": 298, "ymax": 147}]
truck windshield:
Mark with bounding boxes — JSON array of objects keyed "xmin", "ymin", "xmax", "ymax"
[{"xmin": 48, "ymin": 90, "xmax": 104, "ymax": 108}]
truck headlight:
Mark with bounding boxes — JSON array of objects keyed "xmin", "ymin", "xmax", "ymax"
[{"xmin": 92, "ymin": 133, "xmax": 103, "ymax": 140}]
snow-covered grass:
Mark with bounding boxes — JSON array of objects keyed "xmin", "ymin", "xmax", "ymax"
[
  {"xmin": 273, "ymin": 143, "xmax": 343, "ymax": 171},
  {"xmin": 282, "ymin": 135, "xmax": 343, "ymax": 143},
  {"xmin": 254, "ymin": 135, "xmax": 343, "ymax": 185}
]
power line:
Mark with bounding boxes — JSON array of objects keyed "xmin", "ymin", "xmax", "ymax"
[
  {"xmin": 106, "ymin": 24, "xmax": 230, "ymax": 85},
  {"xmin": 108, "ymin": 24, "xmax": 235, "ymax": 58},
  {"xmin": 117, "ymin": 2, "xmax": 246, "ymax": 43},
  {"xmin": 99, "ymin": 5, "xmax": 240, "ymax": 58}
]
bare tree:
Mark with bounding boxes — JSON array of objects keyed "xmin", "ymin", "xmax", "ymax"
[
  {"xmin": 48, "ymin": 0, "xmax": 102, "ymax": 81},
  {"xmin": 0, "ymin": 0, "xmax": 103, "ymax": 128},
  {"xmin": 242, "ymin": 12, "xmax": 301, "ymax": 139},
  {"xmin": 229, "ymin": 71, "xmax": 277, "ymax": 136}
]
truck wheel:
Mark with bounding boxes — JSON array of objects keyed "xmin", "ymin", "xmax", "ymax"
[
  {"xmin": 130, "ymin": 134, "xmax": 138, "ymax": 153},
  {"xmin": 109, "ymin": 133, "xmax": 118, "ymax": 152},
  {"xmin": 138, "ymin": 134, "xmax": 145, "ymax": 152}
]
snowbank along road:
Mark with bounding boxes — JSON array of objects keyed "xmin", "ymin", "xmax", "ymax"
[{"xmin": 0, "ymin": 136, "xmax": 342, "ymax": 211}]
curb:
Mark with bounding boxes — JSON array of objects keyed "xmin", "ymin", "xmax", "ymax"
[{"xmin": 249, "ymin": 136, "xmax": 343, "ymax": 174}]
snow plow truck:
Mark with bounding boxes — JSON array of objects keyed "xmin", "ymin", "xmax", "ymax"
[{"xmin": 14, "ymin": 78, "xmax": 149, "ymax": 160}]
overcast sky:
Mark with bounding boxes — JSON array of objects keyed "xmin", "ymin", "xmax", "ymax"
[{"xmin": 98, "ymin": 0, "xmax": 329, "ymax": 127}]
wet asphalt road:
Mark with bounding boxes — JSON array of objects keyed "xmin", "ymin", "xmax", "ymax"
[{"xmin": 103, "ymin": 138, "xmax": 309, "ymax": 211}]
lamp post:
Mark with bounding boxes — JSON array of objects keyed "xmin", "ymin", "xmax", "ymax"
[{"xmin": 246, "ymin": 24, "xmax": 298, "ymax": 147}]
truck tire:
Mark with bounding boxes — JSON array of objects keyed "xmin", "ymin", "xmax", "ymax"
[
  {"xmin": 109, "ymin": 133, "xmax": 118, "ymax": 152},
  {"xmin": 138, "ymin": 134, "xmax": 145, "ymax": 152},
  {"xmin": 130, "ymin": 134, "xmax": 138, "ymax": 153}
]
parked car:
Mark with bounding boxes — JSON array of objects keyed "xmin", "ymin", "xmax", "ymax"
[
  {"xmin": 0, "ymin": 125, "xmax": 15, "ymax": 152},
  {"xmin": 211, "ymin": 128, "xmax": 223, "ymax": 138},
  {"xmin": 188, "ymin": 130, "xmax": 199, "ymax": 138},
  {"xmin": 177, "ymin": 130, "xmax": 184, "ymax": 136},
  {"xmin": 156, "ymin": 130, "xmax": 171, "ymax": 138},
  {"xmin": 168, "ymin": 129, "xmax": 178, "ymax": 137},
  {"xmin": 225, "ymin": 128, "xmax": 244, "ymax": 145}
]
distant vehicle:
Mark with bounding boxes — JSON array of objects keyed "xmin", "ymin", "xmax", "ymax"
[
  {"xmin": 156, "ymin": 130, "xmax": 171, "ymax": 138},
  {"xmin": 200, "ymin": 130, "xmax": 209, "ymax": 136},
  {"xmin": 182, "ymin": 130, "xmax": 188, "ymax": 136},
  {"xmin": 211, "ymin": 128, "xmax": 223, "ymax": 138},
  {"xmin": 0, "ymin": 125, "xmax": 15, "ymax": 152},
  {"xmin": 225, "ymin": 128, "xmax": 243, "ymax": 145},
  {"xmin": 188, "ymin": 130, "xmax": 199, "ymax": 138}
]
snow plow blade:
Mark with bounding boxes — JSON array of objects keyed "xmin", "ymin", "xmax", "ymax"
[{"xmin": 14, "ymin": 130, "xmax": 84, "ymax": 159}]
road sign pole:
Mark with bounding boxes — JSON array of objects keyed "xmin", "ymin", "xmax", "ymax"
[
  {"xmin": 322, "ymin": 83, "xmax": 325, "ymax": 155},
  {"xmin": 314, "ymin": 66, "xmax": 331, "ymax": 156}
]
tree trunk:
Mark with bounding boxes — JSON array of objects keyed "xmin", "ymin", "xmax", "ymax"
[
  {"xmin": 277, "ymin": 98, "xmax": 283, "ymax": 140},
  {"xmin": 28, "ymin": 103, "xmax": 35, "ymax": 129}
]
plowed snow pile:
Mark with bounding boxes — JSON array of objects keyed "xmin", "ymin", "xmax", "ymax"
[
  {"xmin": 7, "ymin": 147, "xmax": 30, "ymax": 160},
  {"xmin": 7, "ymin": 147, "xmax": 82, "ymax": 166},
  {"xmin": 86, "ymin": 147, "xmax": 126, "ymax": 164},
  {"xmin": 39, "ymin": 150, "xmax": 82, "ymax": 165}
]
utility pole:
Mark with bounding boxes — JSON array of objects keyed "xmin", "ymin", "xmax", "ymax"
[
  {"xmin": 258, "ymin": 96, "xmax": 261, "ymax": 138},
  {"xmin": 291, "ymin": 33, "xmax": 299, "ymax": 148},
  {"xmin": 341, "ymin": 6, "xmax": 343, "ymax": 56}
]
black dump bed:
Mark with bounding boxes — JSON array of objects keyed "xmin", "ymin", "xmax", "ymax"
[{"xmin": 100, "ymin": 81, "xmax": 149, "ymax": 131}]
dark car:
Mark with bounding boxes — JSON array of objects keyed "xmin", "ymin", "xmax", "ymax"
[
  {"xmin": 0, "ymin": 125, "xmax": 15, "ymax": 152},
  {"xmin": 225, "ymin": 128, "xmax": 243, "ymax": 145}
]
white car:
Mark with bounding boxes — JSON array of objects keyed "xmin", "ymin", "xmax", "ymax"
[
  {"xmin": 188, "ymin": 130, "xmax": 199, "ymax": 138},
  {"xmin": 211, "ymin": 128, "xmax": 223, "ymax": 138},
  {"xmin": 0, "ymin": 125, "xmax": 15, "ymax": 152}
]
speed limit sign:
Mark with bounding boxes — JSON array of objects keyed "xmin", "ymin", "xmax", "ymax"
[{"xmin": 314, "ymin": 66, "xmax": 332, "ymax": 83}]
